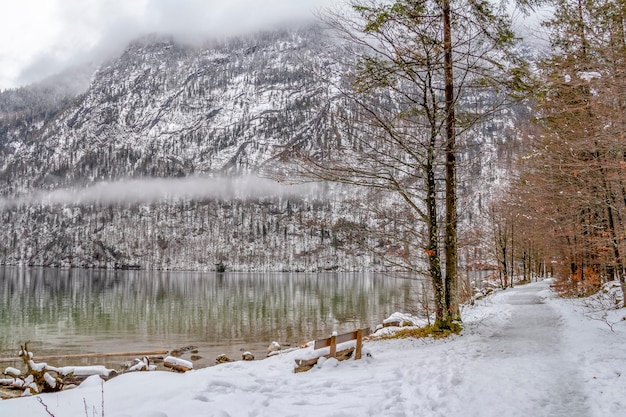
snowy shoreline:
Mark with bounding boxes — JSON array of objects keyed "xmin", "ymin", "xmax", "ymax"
[{"xmin": 2, "ymin": 279, "xmax": 625, "ymax": 416}]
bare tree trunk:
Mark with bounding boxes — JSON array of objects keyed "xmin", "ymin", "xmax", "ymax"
[
  {"xmin": 443, "ymin": 0, "xmax": 461, "ymax": 326},
  {"xmin": 500, "ymin": 242, "xmax": 509, "ymax": 288},
  {"xmin": 510, "ymin": 221, "xmax": 515, "ymax": 287},
  {"xmin": 427, "ymin": 131, "xmax": 445, "ymax": 324},
  {"xmin": 602, "ymin": 172, "xmax": 625, "ymax": 285}
]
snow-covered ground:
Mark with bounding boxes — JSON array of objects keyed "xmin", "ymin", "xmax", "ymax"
[{"xmin": 1, "ymin": 279, "xmax": 625, "ymax": 417}]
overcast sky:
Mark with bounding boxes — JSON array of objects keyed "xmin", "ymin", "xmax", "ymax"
[{"xmin": 0, "ymin": 0, "xmax": 335, "ymax": 90}]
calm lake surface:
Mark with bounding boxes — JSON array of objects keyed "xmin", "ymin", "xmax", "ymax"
[{"xmin": 0, "ymin": 267, "xmax": 427, "ymax": 370}]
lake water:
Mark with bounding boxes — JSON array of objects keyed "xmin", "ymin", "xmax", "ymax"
[{"xmin": 0, "ymin": 267, "xmax": 428, "ymax": 370}]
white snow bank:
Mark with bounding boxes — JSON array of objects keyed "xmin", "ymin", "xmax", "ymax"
[
  {"xmin": 382, "ymin": 311, "xmax": 427, "ymax": 327},
  {"xmin": 77, "ymin": 374, "xmax": 106, "ymax": 389},
  {"xmin": 549, "ymin": 285, "xmax": 626, "ymax": 417}
]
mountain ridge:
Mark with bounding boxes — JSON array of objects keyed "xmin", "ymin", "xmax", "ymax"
[{"xmin": 0, "ymin": 25, "xmax": 522, "ymax": 271}]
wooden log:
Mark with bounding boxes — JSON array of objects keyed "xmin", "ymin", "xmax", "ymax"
[
  {"xmin": 313, "ymin": 328, "xmax": 370, "ymax": 359},
  {"xmin": 0, "ymin": 386, "xmax": 22, "ymax": 400},
  {"xmin": 163, "ymin": 356, "xmax": 192, "ymax": 373},
  {"xmin": 294, "ymin": 358, "xmax": 319, "ymax": 368},
  {"xmin": 334, "ymin": 347, "xmax": 355, "ymax": 361},
  {"xmin": 163, "ymin": 362, "xmax": 192, "ymax": 373},
  {"xmin": 294, "ymin": 357, "xmax": 319, "ymax": 373},
  {"xmin": 0, "ymin": 350, "xmax": 169, "ymax": 363},
  {"xmin": 313, "ymin": 328, "xmax": 371, "ymax": 350},
  {"xmin": 314, "ymin": 331, "xmax": 356, "ymax": 349},
  {"xmin": 294, "ymin": 327, "xmax": 371, "ymax": 373}
]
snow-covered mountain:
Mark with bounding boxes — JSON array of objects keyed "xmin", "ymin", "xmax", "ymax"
[
  {"xmin": 1, "ymin": 28, "xmax": 334, "ymax": 190},
  {"xmin": 0, "ymin": 26, "xmax": 523, "ymax": 271}
]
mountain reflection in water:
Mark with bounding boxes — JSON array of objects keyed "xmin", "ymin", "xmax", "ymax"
[{"xmin": 0, "ymin": 267, "xmax": 428, "ymax": 369}]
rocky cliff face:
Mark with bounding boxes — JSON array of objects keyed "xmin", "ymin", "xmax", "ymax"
[
  {"xmin": 1, "ymin": 28, "xmax": 335, "ymax": 190},
  {"xmin": 0, "ymin": 26, "xmax": 375, "ymax": 270},
  {"xmin": 0, "ymin": 26, "xmax": 524, "ymax": 271}
]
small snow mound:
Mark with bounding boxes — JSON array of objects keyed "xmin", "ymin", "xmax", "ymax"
[
  {"xmin": 209, "ymin": 411, "xmax": 232, "ymax": 417},
  {"xmin": 268, "ymin": 341, "xmax": 281, "ymax": 352},
  {"xmin": 372, "ymin": 326, "xmax": 402, "ymax": 338},
  {"xmin": 383, "ymin": 312, "xmax": 424, "ymax": 326},
  {"xmin": 537, "ymin": 287, "xmax": 553, "ymax": 300},
  {"xmin": 78, "ymin": 374, "xmax": 104, "ymax": 389},
  {"xmin": 321, "ymin": 357, "xmax": 339, "ymax": 369}
]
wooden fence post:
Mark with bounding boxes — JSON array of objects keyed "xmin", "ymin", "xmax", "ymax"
[
  {"xmin": 355, "ymin": 329, "xmax": 363, "ymax": 360},
  {"xmin": 329, "ymin": 333, "xmax": 337, "ymax": 358}
]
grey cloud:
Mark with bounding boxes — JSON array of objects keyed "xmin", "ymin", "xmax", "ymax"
[
  {"xmin": 0, "ymin": 176, "xmax": 320, "ymax": 208},
  {"xmin": 11, "ymin": 0, "xmax": 334, "ymax": 88},
  {"xmin": 15, "ymin": 53, "xmax": 65, "ymax": 87}
]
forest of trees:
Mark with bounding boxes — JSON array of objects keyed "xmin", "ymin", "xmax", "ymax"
[{"xmin": 492, "ymin": 0, "xmax": 626, "ymax": 299}]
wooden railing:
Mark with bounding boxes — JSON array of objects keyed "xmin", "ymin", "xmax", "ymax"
[
  {"xmin": 313, "ymin": 328, "xmax": 371, "ymax": 360},
  {"xmin": 295, "ymin": 327, "xmax": 371, "ymax": 372}
]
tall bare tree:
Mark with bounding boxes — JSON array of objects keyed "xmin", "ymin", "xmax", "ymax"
[{"xmin": 297, "ymin": 0, "xmax": 528, "ymax": 329}]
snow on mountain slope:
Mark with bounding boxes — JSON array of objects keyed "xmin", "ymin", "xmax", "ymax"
[
  {"xmin": 0, "ymin": 25, "xmax": 526, "ymax": 271},
  {"xmin": 1, "ymin": 28, "xmax": 333, "ymax": 192}
]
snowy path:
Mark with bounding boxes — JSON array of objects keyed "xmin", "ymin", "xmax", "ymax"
[
  {"xmin": 1, "ymin": 280, "xmax": 625, "ymax": 417},
  {"xmin": 345, "ymin": 281, "xmax": 591, "ymax": 417},
  {"xmin": 474, "ymin": 285, "xmax": 589, "ymax": 416},
  {"xmin": 378, "ymin": 282, "xmax": 591, "ymax": 417}
]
